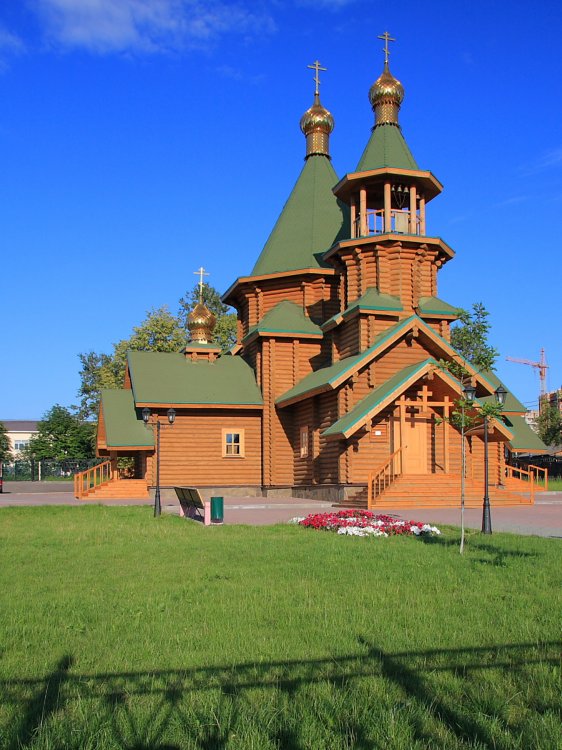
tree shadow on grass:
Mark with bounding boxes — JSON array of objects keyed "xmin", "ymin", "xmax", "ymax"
[
  {"xmin": 2, "ymin": 642, "xmax": 560, "ymax": 749},
  {"xmin": 6, "ymin": 654, "xmax": 73, "ymax": 750}
]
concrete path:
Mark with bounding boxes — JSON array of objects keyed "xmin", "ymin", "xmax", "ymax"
[{"xmin": 1, "ymin": 482, "xmax": 561, "ymax": 538}]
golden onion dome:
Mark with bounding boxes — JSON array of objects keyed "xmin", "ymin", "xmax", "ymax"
[
  {"xmin": 369, "ymin": 62, "xmax": 404, "ymax": 126},
  {"xmin": 187, "ymin": 302, "xmax": 216, "ymax": 344},
  {"xmin": 300, "ymin": 94, "xmax": 334, "ymax": 158}
]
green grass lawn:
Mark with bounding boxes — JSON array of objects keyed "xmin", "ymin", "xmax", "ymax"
[{"xmin": 0, "ymin": 507, "xmax": 559, "ymax": 750}]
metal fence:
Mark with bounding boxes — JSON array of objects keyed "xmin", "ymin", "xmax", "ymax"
[
  {"xmin": 510, "ymin": 455, "xmax": 562, "ymax": 479},
  {"xmin": 0, "ymin": 459, "xmax": 103, "ymax": 481}
]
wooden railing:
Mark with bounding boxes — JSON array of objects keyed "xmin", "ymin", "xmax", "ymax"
[
  {"xmin": 354, "ymin": 209, "xmax": 421, "ymax": 238},
  {"xmin": 74, "ymin": 460, "xmax": 113, "ymax": 499},
  {"xmin": 528, "ymin": 464, "xmax": 548, "ymax": 491},
  {"xmin": 506, "ymin": 465, "xmax": 535, "ymax": 504},
  {"xmin": 368, "ymin": 447, "xmax": 404, "ymax": 509}
]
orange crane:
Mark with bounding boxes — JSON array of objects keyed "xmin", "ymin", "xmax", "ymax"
[{"xmin": 506, "ymin": 348, "xmax": 549, "ymax": 404}]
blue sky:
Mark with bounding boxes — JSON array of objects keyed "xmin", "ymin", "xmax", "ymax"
[{"xmin": 1, "ymin": 0, "xmax": 561, "ymax": 419}]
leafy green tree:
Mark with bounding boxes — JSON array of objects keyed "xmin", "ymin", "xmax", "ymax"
[
  {"xmin": 450, "ymin": 302, "xmax": 498, "ymax": 376},
  {"xmin": 536, "ymin": 404, "xmax": 562, "ymax": 447},
  {"xmin": 25, "ymin": 406, "xmax": 95, "ymax": 461},
  {"xmin": 439, "ymin": 302, "xmax": 501, "ymax": 554},
  {"xmin": 78, "ymin": 306, "xmax": 186, "ymax": 419},
  {"xmin": 0, "ymin": 421, "xmax": 12, "ymax": 464},
  {"xmin": 178, "ymin": 282, "xmax": 237, "ymax": 351}
]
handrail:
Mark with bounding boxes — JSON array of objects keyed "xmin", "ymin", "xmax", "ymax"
[
  {"xmin": 505, "ymin": 465, "xmax": 535, "ymax": 504},
  {"xmin": 368, "ymin": 446, "xmax": 404, "ymax": 509},
  {"xmin": 528, "ymin": 464, "xmax": 548, "ymax": 491},
  {"xmin": 74, "ymin": 460, "xmax": 113, "ymax": 499}
]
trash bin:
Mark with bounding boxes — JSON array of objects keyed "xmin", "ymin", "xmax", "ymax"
[{"xmin": 210, "ymin": 496, "xmax": 224, "ymax": 524}]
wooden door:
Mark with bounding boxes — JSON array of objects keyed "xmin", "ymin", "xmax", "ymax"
[{"xmin": 394, "ymin": 416, "xmax": 428, "ymax": 474}]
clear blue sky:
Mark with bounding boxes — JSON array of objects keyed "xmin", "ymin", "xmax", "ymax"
[{"xmin": 1, "ymin": 0, "xmax": 561, "ymax": 419}]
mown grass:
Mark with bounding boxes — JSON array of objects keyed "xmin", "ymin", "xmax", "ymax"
[{"xmin": 0, "ymin": 506, "xmax": 559, "ymax": 750}]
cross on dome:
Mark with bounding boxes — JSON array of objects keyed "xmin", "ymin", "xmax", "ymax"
[
  {"xmin": 193, "ymin": 266, "xmax": 209, "ymax": 303},
  {"xmin": 377, "ymin": 31, "xmax": 396, "ymax": 65},
  {"xmin": 307, "ymin": 60, "xmax": 327, "ymax": 97}
]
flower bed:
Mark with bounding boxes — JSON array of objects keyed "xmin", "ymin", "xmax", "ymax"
[{"xmin": 291, "ymin": 509, "xmax": 440, "ymax": 538}]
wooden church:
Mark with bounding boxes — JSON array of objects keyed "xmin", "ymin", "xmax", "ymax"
[{"xmin": 80, "ymin": 40, "xmax": 545, "ymax": 506}]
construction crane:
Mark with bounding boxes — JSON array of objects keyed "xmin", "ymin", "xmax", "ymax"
[{"xmin": 506, "ymin": 348, "xmax": 549, "ymax": 405}]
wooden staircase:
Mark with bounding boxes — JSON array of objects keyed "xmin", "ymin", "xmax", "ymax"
[
  {"xmin": 74, "ymin": 461, "xmax": 149, "ymax": 500},
  {"xmin": 80, "ymin": 479, "xmax": 150, "ymax": 500},
  {"xmin": 334, "ymin": 473, "xmax": 536, "ymax": 510},
  {"xmin": 368, "ymin": 474, "xmax": 533, "ymax": 509}
]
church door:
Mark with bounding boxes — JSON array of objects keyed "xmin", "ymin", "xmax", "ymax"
[{"xmin": 394, "ymin": 416, "xmax": 428, "ymax": 474}]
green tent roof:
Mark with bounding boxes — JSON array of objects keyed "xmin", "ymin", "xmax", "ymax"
[
  {"xmin": 245, "ymin": 301, "xmax": 323, "ymax": 341},
  {"xmin": 251, "ymin": 154, "xmax": 348, "ymax": 276},
  {"xmin": 502, "ymin": 415, "xmax": 548, "ymax": 453},
  {"xmin": 101, "ymin": 390, "xmax": 154, "ymax": 448},
  {"xmin": 417, "ymin": 296, "xmax": 459, "ymax": 317},
  {"xmin": 128, "ymin": 351, "xmax": 263, "ymax": 406},
  {"xmin": 323, "ymin": 360, "xmax": 437, "ymax": 438},
  {"xmin": 356, "ymin": 124, "xmax": 419, "ymax": 171},
  {"xmin": 480, "ymin": 370, "xmax": 527, "ymax": 413}
]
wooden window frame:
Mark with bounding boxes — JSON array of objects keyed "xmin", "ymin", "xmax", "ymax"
[
  {"xmin": 222, "ymin": 428, "xmax": 245, "ymax": 458},
  {"xmin": 300, "ymin": 426, "xmax": 309, "ymax": 458}
]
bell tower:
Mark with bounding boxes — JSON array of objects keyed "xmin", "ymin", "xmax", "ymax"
[{"xmin": 326, "ymin": 34, "xmax": 456, "ymax": 341}]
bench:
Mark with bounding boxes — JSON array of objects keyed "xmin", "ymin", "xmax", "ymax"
[{"xmin": 174, "ymin": 487, "xmax": 205, "ymax": 521}]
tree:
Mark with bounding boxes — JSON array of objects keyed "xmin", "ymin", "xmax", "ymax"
[
  {"xmin": 25, "ymin": 405, "xmax": 95, "ymax": 461},
  {"xmin": 536, "ymin": 405, "xmax": 562, "ymax": 447},
  {"xmin": 450, "ymin": 302, "xmax": 498, "ymax": 376},
  {"xmin": 77, "ymin": 306, "xmax": 187, "ymax": 419},
  {"xmin": 0, "ymin": 421, "xmax": 12, "ymax": 464},
  {"xmin": 78, "ymin": 285, "xmax": 237, "ymax": 419},
  {"xmin": 178, "ymin": 282, "xmax": 237, "ymax": 351},
  {"xmin": 440, "ymin": 302, "xmax": 501, "ymax": 554}
]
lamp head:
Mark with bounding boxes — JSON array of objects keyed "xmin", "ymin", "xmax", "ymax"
[
  {"xmin": 167, "ymin": 408, "xmax": 176, "ymax": 425},
  {"xmin": 463, "ymin": 384, "xmax": 476, "ymax": 404},
  {"xmin": 142, "ymin": 407, "xmax": 151, "ymax": 424},
  {"xmin": 495, "ymin": 385, "xmax": 508, "ymax": 407}
]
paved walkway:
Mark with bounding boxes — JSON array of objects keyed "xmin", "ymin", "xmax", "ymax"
[{"xmin": 1, "ymin": 483, "xmax": 561, "ymax": 538}]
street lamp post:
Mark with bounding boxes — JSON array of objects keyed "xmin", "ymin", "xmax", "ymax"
[
  {"xmin": 481, "ymin": 386, "xmax": 507, "ymax": 535},
  {"xmin": 142, "ymin": 407, "xmax": 176, "ymax": 517}
]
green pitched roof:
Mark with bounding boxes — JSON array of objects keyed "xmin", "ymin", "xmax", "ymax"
[
  {"xmin": 128, "ymin": 351, "xmax": 263, "ymax": 406},
  {"xmin": 480, "ymin": 370, "xmax": 527, "ymax": 413},
  {"xmin": 251, "ymin": 155, "xmax": 348, "ymax": 276},
  {"xmin": 356, "ymin": 124, "xmax": 419, "ymax": 171},
  {"xmin": 502, "ymin": 415, "xmax": 548, "ymax": 454},
  {"xmin": 322, "ymin": 288, "xmax": 403, "ymax": 330},
  {"xmin": 101, "ymin": 390, "xmax": 153, "ymax": 448},
  {"xmin": 245, "ymin": 301, "xmax": 323, "ymax": 341},
  {"xmin": 276, "ymin": 317, "xmax": 414, "ymax": 406},
  {"xmin": 323, "ymin": 360, "xmax": 437, "ymax": 438},
  {"xmin": 417, "ymin": 296, "xmax": 459, "ymax": 317}
]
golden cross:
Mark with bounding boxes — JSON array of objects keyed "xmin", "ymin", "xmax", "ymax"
[
  {"xmin": 377, "ymin": 31, "xmax": 396, "ymax": 65},
  {"xmin": 307, "ymin": 60, "xmax": 327, "ymax": 97},
  {"xmin": 194, "ymin": 266, "xmax": 209, "ymax": 303}
]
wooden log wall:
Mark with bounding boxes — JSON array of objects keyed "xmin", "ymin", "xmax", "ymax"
[
  {"xmin": 317, "ymin": 391, "xmax": 340, "ymax": 484},
  {"xmin": 336, "ymin": 318, "xmax": 360, "ymax": 359},
  {"xmin": 349, "ymin": 408, "xmax": 393, "ymax": 483},
  {"xmin": 145, "ymin": 410, "xmax": 262, "ymax": 487}
]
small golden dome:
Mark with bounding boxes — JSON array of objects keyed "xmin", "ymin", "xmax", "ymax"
[
  {"xmin": 187, "ymin": 302, "xmax": 216, "ymax": 344},
  {"xmin": 369, "ymin": 63, "xmax": 404, "ymax": 126},
  {"xmin": 300, "ymin": 94, "xmax": 334, "ymax": 137},
  {"xmin": 300, "ymin": 94, "xmax": 334, "ymax": 158}
]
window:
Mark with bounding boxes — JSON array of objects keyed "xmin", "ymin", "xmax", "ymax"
[
  {"xmin": 222, "ymin": 429, "xmax": 245, "ymax": 457},
  {"xmin": 300, "ymin": 426, "xmax": 309, "ymax": 458},
  {"xmin": 14, "ymin": 440, "xmax": 30, "ymax": 452}
]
